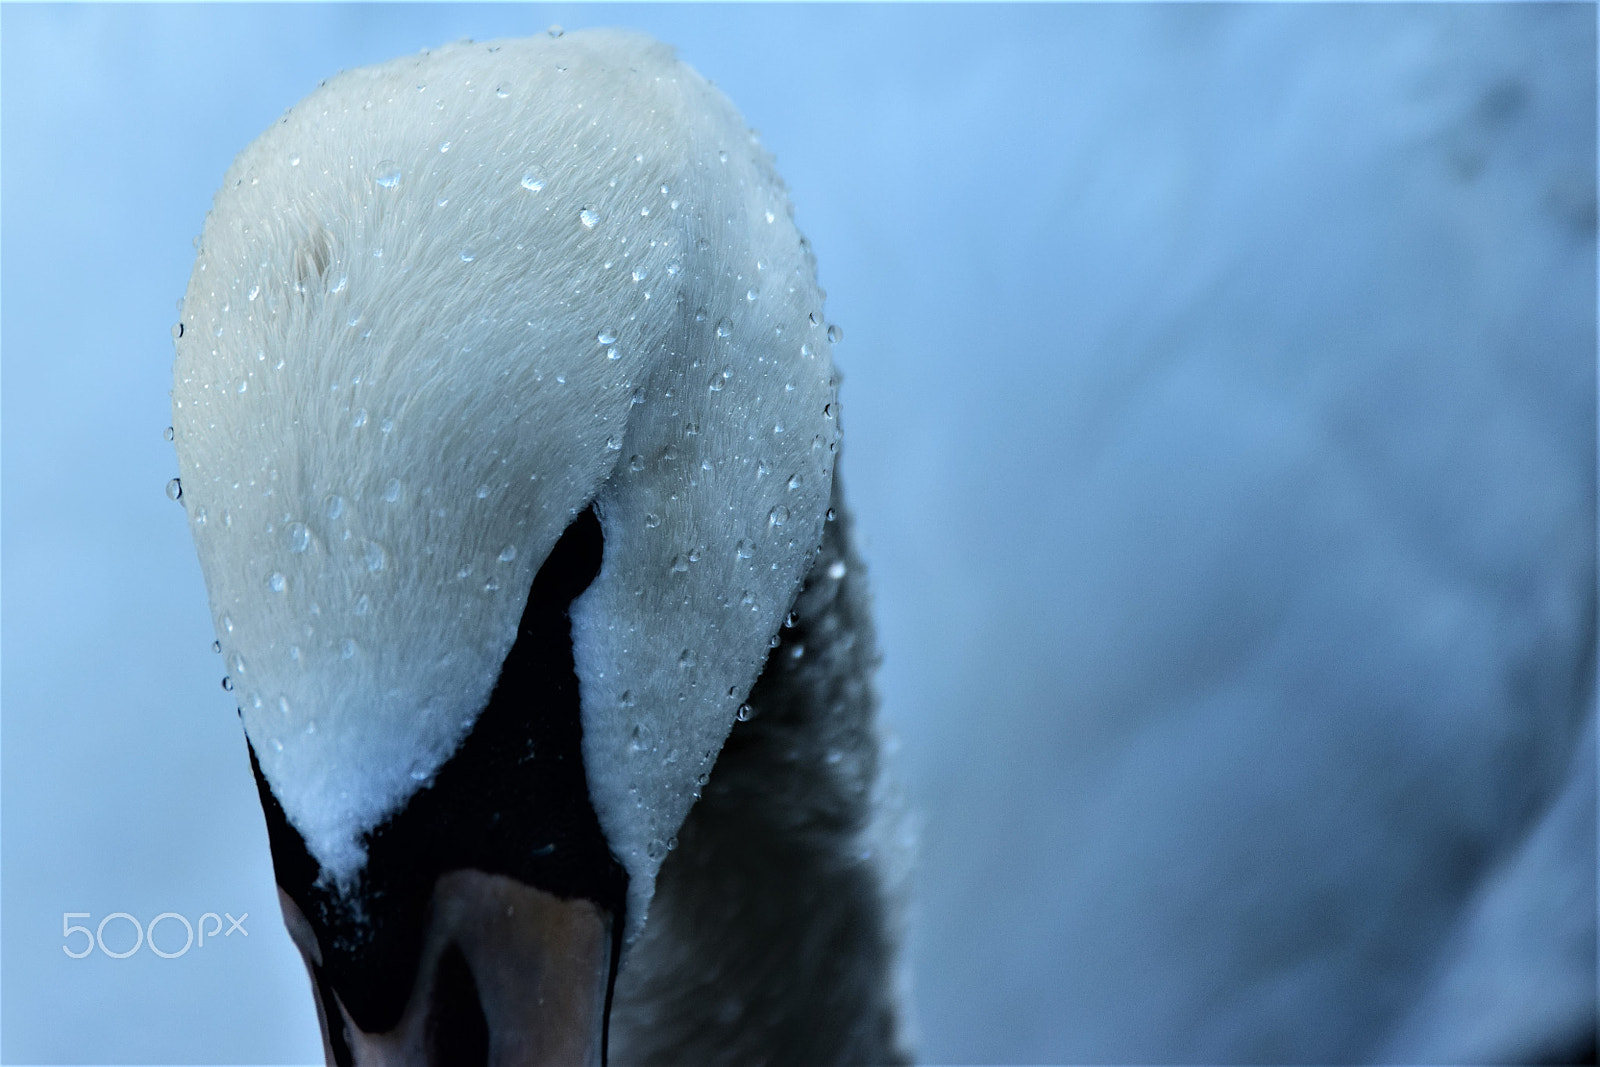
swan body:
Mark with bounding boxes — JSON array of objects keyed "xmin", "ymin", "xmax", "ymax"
[{"xmin": 172, "ymin": 29, "xmax": 905, "ymax": 1063}]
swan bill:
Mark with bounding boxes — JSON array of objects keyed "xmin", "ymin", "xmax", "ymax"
[{"xmin": 281, "ymin": 874, "xmax": 612, "ymax": 1067}]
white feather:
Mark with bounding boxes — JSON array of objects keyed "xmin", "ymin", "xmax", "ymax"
[{"xmin": 172, "ymin": 31, "xmax": 840, "ymax": 941}]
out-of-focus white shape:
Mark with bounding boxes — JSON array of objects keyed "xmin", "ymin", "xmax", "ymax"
[
  {"xmin": 837, "ymin": 5, "xmax": 1594, "ymax": 1062},
  {"xmin": 1380, "ymin": 711, "xmax": 1596, "ymax": 1063}
]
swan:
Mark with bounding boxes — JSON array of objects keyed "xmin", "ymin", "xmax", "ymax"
[{"xmin": 170, "ymin": 29, "xmax": 908, "ymax": 1065}]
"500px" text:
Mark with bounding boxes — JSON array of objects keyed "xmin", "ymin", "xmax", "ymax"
[{"xmin": 62, "ymin": 911, "xmax": 248, "ymax": 958}]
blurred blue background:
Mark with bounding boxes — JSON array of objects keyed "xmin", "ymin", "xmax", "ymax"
[{"xmin": 2, "ymin": 4, "xmax": 1594, "ymax": 1064}]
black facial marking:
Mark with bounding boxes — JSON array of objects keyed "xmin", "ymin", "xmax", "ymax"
[{"xmin": 249, "ymin": 505, "xmax": 627, "ymax": 1035}]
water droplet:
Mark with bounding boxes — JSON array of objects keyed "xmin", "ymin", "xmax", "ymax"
[
  {"xmin": 456, "ymin": 564, "xmax": 473, "ymax": 580},
  {"xmin": 736, "ymin": 539, "xmax": 754, "ymax": 559},
  {"xmin": 647, "ymin": 839, "xmax": 666, "ymax": 861},
  {"xmin": 193, "ymin": 506, "xmax": 207, "ymax": 526},
  {"xmin": 520, "ymin": 168, "xmax": 546, "ymax": 192},
  {"xmin": 222, "ymin": 615, "xmax": 234, "ymax": 634},
  {"xmin": 606, "ymin": 434, "xmax": 623, "ymax": 451},
  {"xmin": 340, "ymin": 638, "xmax": 357, "ymax": 659},
  {"xmin": 629, "ymin": 454, "xmax": 645, "ymax": 472},
  {"xmin": 768, "ymin": 505, "xmax": 789, "ymax": 527},
  {"xmin": 172, "ymin": 322, "xmax": 184, "ymax": 339},
  {"xmin": 161, "ymin": 426, "xmax": 174, "ymax": 444},
  {"xmin": 621, "ymin": 690, "xmax": 637, "ymax": 708},
  {"xmin": 324, "ymin": 495, "xmax": 345, "ymax": 520},
  {"xmin": 597, "ymin": 329, "xmax": 618, "ymax": 345},
  {"xmin": 459, "ymin": 248, "xmax": 476, "ymax": 263},
  {"xmin": 757, "ymin": 460, "xmax": 772, "ymax": 478},
  {"xmin": 784, "ymin": 611, "xmax": 798, "ymax": 628},
  {"xmin": 579, "ymin": 208, "xmax": 601, "ymax": 229},
  {"xmin": 271, "ymin": 739, "xmax": 284, "ymax": 752},
  {"xmin": 267, "ymin": 572, "xmax": 286, "ymax": 593},
  {"xmin": 328, "ymin": 272, "xmax": 348, "ymax": 295},
  {"xmin": 353, "ymin": 594, "xmax": 371, "ymax": 617},
  {"xmin": 788, "ymin": 473, "xmax": 803, "ymax": 490},
  {"xmin": 230, "ymin": 651, "xmax": 248, "ymax": 676},
  {"xmin": 380, "ymin": 417, "xmax": 394, "ymax": 433},
  {"xmin": 737, "ymin": 703, "xmax": 754, "ymax": 721},
  {"xmin": 288, "ymin": 153, "xmax": 301, "ymax": 167},
  {"xmin": 438, "ymin": 140, "xmax": 452, "ymax": 153},
  {"xmin": 384, "ymin": 479, "xmax": 402, "ymax": 503},
  {"xmin": 363, "ymin": 541, "xmax": 386, "ymax": 572},
  {"xmin": 476, "ymin": 484, "xmax": 490, "ymax": 500},
  {"xmin": 671, "ymin": 555, "xmax": 690, "ymax": 573},
  {"xmin": 645, "ymin": 513, "xmax": 661, "ymax": 529},
  {"xmin": 715, "ymin": 318, "xmax": 732, "ymax": 338},
  {"xmin": 166, "ymin": 478, "xmax": 183, "ymax": 502},
  {"xmin": 828, "ymin": 324, "xmax": 844, "ymax": 343},
  {"xmin": 678, "ymin": 649, "xmax": 696, "ymax": 669},
  {"xmin": 221, "ymin": 676, "xmax": 234, "ymax": 692},
  {"xmin": 496, "ymin": 84, "xmax": 510, "ymax": 99},
  {"xmin": 632, "ymin": 268, "xmax": 649, "ymax": 283},
  {"xmin": 547, "ymin": 23, "xmax": 564, "ymax": 37},
  {"xmin": 211, "ymin": 640, "xmax": 222, "ymax": 654},
  {"xmin": 746, "ymin": 288, "xmax": 758, "ymax": 302},
  {"xmin": 606, "ymin": 347, "xmax": 620, "ymax": 361},
  {"xmin": 800, "ymin": 342, "xmax": 812, "ymax": 358},
  {"xmin": 287, "ymin": 522, "xmax": 311, "ymax": 553},
  {"xmin": 498, "ymin": 545, "xmax": 517, "ymax": 563},
  {"xmin": 236, "ymin": 379, "xmax": 248, "ymax": 394},
  {"xmin": 827, "ymin": 560, "xmax": 847, "ymax": 580},
  {"xmin": 718, "ymin": 150, "xmax": 729, "ymax": 163},
  {"xmin": 410, "ymin": 767, "xmax": 430, "ymax": 782},
  {"xmin": 375, "ymin": 161, "xmax": 402, "ymax": 188},
  {"xmin": 352, "ymin": 408, "xmax": 368, "ymax": 429}
]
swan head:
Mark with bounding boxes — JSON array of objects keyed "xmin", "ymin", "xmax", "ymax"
[{"xmin": 172, "ymin": 29, "xmax": 839, "ymax": 1055}]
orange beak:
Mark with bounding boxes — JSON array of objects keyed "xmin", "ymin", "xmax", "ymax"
[{"xmin": 280, "ymin": 874, "xmax": 614, "ymax": 1066}]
